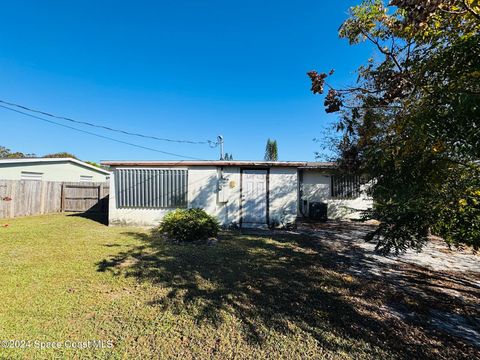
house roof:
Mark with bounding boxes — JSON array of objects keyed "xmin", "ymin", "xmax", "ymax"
[
  {"xmin": 100, "ymin": 160, "xmax": 336, "ymax": 169},
  {"xmin": 0, "ymin": 158, "xmax": 111, "ymax": 174}
]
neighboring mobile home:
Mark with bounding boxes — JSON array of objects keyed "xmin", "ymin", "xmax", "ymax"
[
  {"xmin": 102, "ymin": 160, "xmax": 372, "ymax": 228},
  {"xmin": 0, "ymin": 158, "xmax": 110, "ymax": 219},
  {"xmin": 0, "ymin": 158, "xmax": 110, "ymax": 182}
]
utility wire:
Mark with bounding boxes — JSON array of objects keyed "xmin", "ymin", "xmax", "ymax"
[
  {"xmin": 0, "ymin": 99, "xmax": 218, "ymax": 146},
  {"xmin": 0, "ymin": 104, "xmax": 203, "ymax": 160}
]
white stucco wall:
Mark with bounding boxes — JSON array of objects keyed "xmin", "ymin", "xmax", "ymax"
[
  {"xmin": 269, "ymin": 167, "xmax": 298, "ymax": 226},
  {"xmin": 108, "ymin": 166, "xmax": 242, "ymax": 227},
  {"xmin": 188, "ymin": 166, "xmax": 242, "ymax": 226},
  {"xmin": 300, "ymin": 169, "xmax": 372, "ymax": 219},
  {"xmin": 108, "ymin": 166, "xmax": 299, "ymax": 227},
  {"xmin": 0, "ymin": 161, "xmax": 109, "ymax": 182},
  {"xmin": 108, "ymin": 165, "xmax": 372, "ymax": 227},
  {"xmin": 186, "ymin": 166, "xmax": 298, "ymax": 227},
  {"xmin": 218, "ymin": 167, "xmax": 241, "ymax": 226}
]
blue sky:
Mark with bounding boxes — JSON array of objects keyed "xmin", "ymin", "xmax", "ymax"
[{"xmin": 0, "ymin": 0, "xmax": 373, "ymax": 162}]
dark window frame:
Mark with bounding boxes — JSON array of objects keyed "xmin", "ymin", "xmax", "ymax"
[{"xmin": 331, "ymin": 174, "xmax": 361, "ymax": 199}]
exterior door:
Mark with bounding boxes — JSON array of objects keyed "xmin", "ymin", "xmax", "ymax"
[{"xmin": 242, "ymin": 170, "xmax": 267, "ymax": 226}]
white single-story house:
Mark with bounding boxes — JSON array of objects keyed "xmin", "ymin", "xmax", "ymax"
[
  {"xmin": 102, "ymin": 160, "xmax": 372, "ymax": 228},
  {"xmin": 0, "ymin": 158, "xmax": 111, "ymax": 182}
]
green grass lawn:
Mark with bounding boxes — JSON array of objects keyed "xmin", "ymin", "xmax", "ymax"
[{"xmin": 0, "ymin": 214, "xmax": 477, "ymax": 359}]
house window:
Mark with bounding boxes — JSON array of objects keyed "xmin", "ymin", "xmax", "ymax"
[
  {"xmin": 80, "ymin": 175, "xmax": 93, "ymax": 182},
  {"xmin": 331, "ymin": 175, "xmax": 361, "ymax": 199},
  {"xmin": 21, "ymin": 171, "xmax": 43, "ymax": 181},
  {"xmin": 115, "ymin": 169, "xmax": 188, "ymax": 208}
]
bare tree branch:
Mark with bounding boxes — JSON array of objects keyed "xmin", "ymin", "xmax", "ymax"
[{"xmin": 462, "ymin": 0, "xmax": 480, "ymax": 21}]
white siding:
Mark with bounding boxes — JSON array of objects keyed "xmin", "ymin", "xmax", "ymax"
[{"xmin": 0, "ymin": 162, "xmax": 108, "ymax": 182}]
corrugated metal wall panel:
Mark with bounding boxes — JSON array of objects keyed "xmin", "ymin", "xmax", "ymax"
[{"xmin": 116, "ymin": 169, "xmax": 188, "ymax": 208}]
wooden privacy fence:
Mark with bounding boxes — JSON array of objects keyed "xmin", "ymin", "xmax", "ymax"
[{"xmin": 0, "ymin": 180, "xmax": 109, "ymax": 219}]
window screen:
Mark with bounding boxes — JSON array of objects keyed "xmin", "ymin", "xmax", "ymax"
[
  {"xmin": 115, "ymin": 169, "xmax": 188, "ymax": 208},
  {"xmin": 331, "ymin": 175, "xmax": 361, "ymax": 199},
  {"xmin": 21, "ymin": 171, "xmax": 43, "ymax": 181}
]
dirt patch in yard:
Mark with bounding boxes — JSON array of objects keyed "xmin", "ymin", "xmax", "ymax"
[{"xmin": 292, "ymin": 221, "xmax": 480, "ymax": 349}]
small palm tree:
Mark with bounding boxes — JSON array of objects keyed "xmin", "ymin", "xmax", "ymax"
[{"xmin": 264, "ymin": 139, "xmax": 278, "ymax": 161}]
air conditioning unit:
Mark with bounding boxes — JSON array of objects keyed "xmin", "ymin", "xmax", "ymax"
[{"xmin": 309, "ymin": 202, "xmax": 328, "ymax": 221}]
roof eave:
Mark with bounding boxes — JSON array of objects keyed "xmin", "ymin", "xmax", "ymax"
[
  {"xmin": 100, "ymin": 160, "xmax": 336, "ymax": 169},
  {"xmin": 0, "ymin": 158, "xmax": 111, "ymax": 175}
]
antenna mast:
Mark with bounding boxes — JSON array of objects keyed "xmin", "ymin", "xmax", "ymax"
[{"xmin": 217, "ymin": 135, "xmax": 224, "ymax": 160}]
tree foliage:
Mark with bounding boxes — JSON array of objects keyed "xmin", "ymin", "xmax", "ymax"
[
  {"xmin": 0, "ymin": 146, "xmax": 35, "ymax": 159},
  {"xmin": 264, "ymin": 139, "xmax": 279, "ymax": 161},
  {"xmin": 0, "ymin": 147, "xmax": 99, "ymax": 167},
  {"xmin": 43, "ymin": 152, "xmax": 78, "ymax": 159},
  {"xmin": 85, "ymin": 161, "xmax": 101, "ymax": 168},
  {"xmin": 223, "ymin": 153, "xmax": 234, "ymax": 160},
  {"xmin": 309, "ymin": 0, "xmax": 480, "ymax": 253}
]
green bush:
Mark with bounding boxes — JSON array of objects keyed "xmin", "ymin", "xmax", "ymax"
[{"xmin": 156, "ymin": 208, "xmax": 220, "ymax": 242}]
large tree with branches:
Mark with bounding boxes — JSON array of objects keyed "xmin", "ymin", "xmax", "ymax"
[{"xmin": 309, "ymin": 0, "xmax": 480, "ymax": 253}]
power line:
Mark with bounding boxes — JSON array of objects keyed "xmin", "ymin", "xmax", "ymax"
[
  {"xmin": 0, "ymin": 104, "xmax": 204, "ymax": 160},
  {"xmin": 0, "ymin": 99, "xmax": 218, "ymax": 146}
]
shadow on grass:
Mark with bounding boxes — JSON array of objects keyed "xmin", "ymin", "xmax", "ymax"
[
  {"xmin": 97, "ymin": 229, "xmax": 479, "ymax": 358},
  {"xmin": 67, "ymin": 211, "xmax": 108, "ymax": 225}
]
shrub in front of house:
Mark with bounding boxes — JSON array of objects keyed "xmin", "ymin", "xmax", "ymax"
[{"xmin": 155, "ymin": 208, "xmax": 220, "ymax": 242}]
